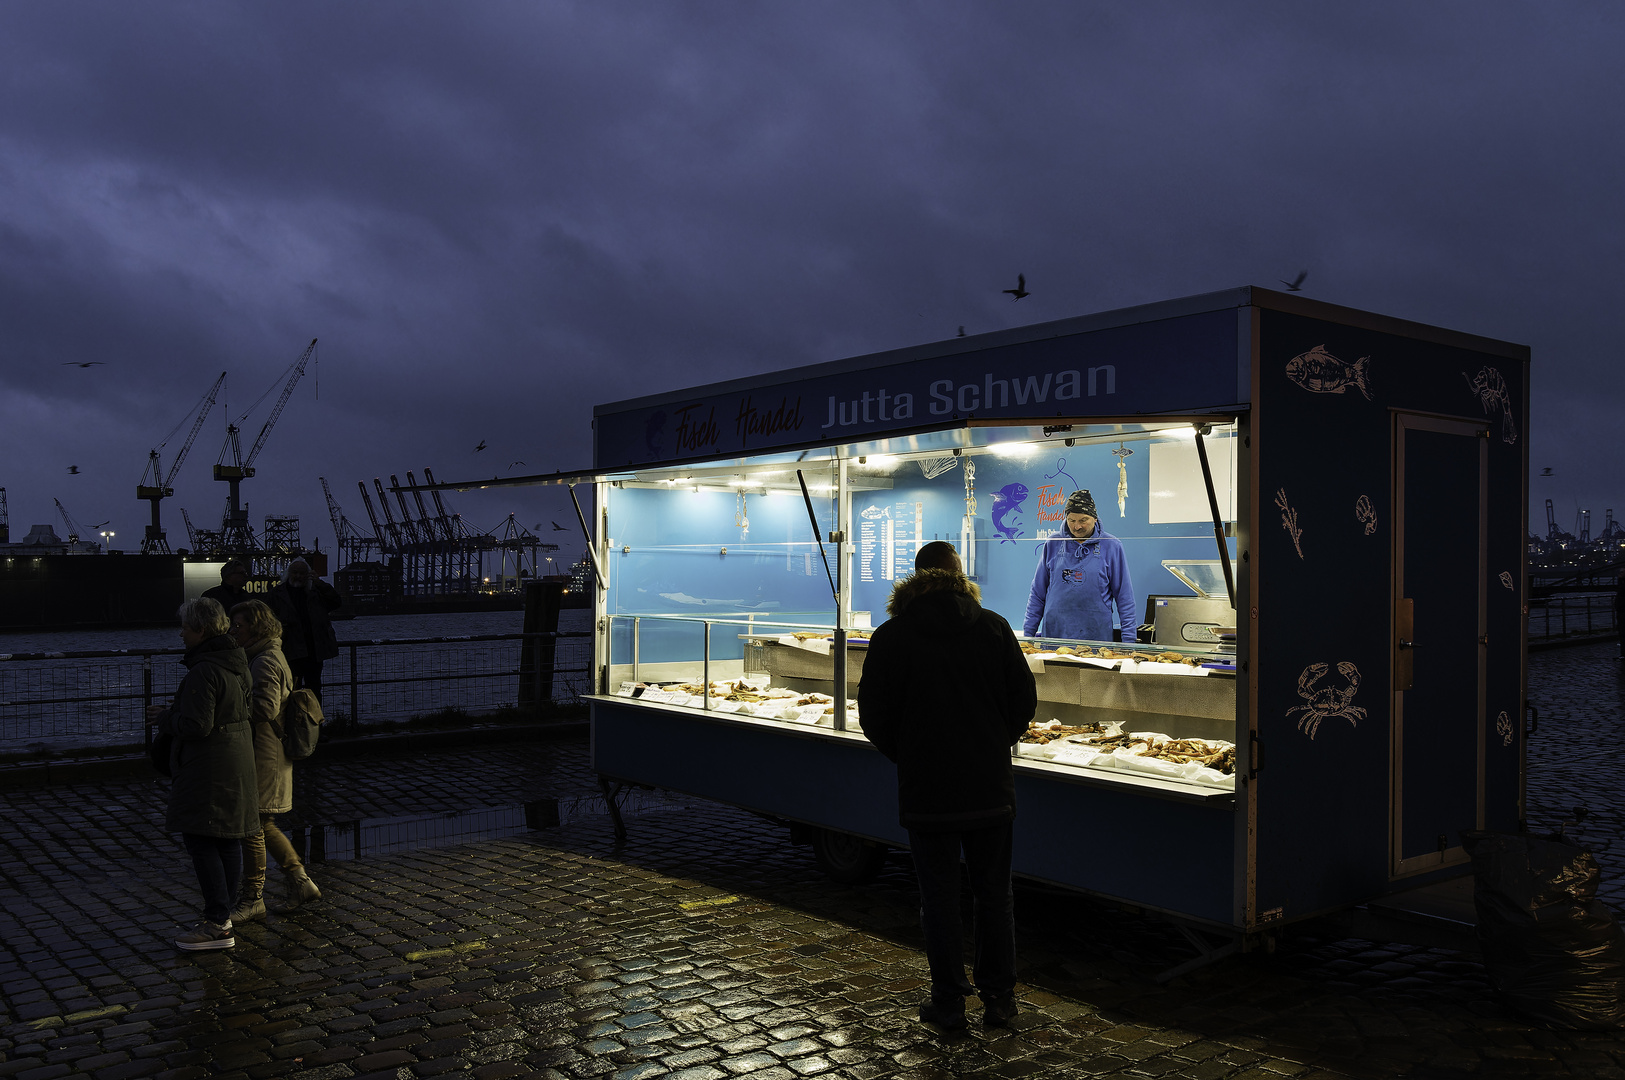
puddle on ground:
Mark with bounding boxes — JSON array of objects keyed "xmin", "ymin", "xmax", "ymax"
[{"xmin": 283, "ymin": 788, "xmax": 700, "ymax": 863}]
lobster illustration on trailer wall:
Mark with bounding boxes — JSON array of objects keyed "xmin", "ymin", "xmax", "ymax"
[{"xmin": 1465, "ymin": 366, "xmax": 1517, "ymax": 445}]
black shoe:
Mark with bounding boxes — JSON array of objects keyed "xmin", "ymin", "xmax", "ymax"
[
  {"xmin": 982, "ymin": 993, "xmax": 1018, "ymax": 1027},
  {"xmin": 919, "ymin": 997, "xmax": 968, "ymax": 1030}
]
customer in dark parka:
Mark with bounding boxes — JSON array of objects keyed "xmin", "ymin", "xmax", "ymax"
[
  {"xmin": 267, "ymin": 558, "xmax": 341, "ymax": 700},
  {"xmin": 148, "ymin": 597, "xmax": 259, "ymax": 950},
  {"xmin": 858, "ymin": 541, "xmax": 1037, "ymax": 1029}
]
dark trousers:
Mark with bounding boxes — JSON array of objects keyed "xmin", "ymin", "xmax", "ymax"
[
  {"xmin": 289, "ymin": 657, "xmax": 324, "ymax": 701},
  {"xmin": 908, "ymin": 822, "xmax": 1017, "ymax": 1003},
  {"xmin": 182, "ymin": 833, "xmax": 243, "ymax": 926}
]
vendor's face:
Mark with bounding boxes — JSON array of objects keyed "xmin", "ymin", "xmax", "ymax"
[{"xmin": 1066, "ymin": 512, "xmax": 1097, "ymax": 538}]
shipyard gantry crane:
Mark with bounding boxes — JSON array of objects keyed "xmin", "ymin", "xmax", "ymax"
[
  {"xmin": 215, "ymin": 339, "xmax": 316, "ymax": 550},
  {"xmin": 0, "ymin": 487, "xmax": 8, "ymax": 544},
  {"xmin": 138, "ymin": 371, "xmax": 227, "ymax": 553}
]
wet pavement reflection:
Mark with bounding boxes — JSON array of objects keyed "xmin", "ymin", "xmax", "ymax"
[{"xmin": 1, "ymin": 646, "xmax": 1624, "ymax": 1079}]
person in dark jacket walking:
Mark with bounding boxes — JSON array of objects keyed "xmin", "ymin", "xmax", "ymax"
[
  {"xmin": 267, "ymin": 558, "xmax": 341, "ymax": 700},
  {"xmin": 146, "ymin": 597, "xmax": 259, "ymax": 950},
  {"xmin": 858, "ymin": 541, "xmax": 1038, "ymax": 1030}
]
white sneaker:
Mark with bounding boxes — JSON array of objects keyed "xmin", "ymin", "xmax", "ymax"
[{"xmin": 175, "ymin": 920, "xmax": 235, "ymax": 950}]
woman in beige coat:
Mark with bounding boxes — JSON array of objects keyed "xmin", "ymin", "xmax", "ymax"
[{"xmin": 228, "ymin": 600, "xmax": 321, "ymax": 921}]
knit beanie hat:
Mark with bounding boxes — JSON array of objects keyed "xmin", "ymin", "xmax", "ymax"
[{"xmin": 1065, "ymin": 489, "xmax": 1097, "ymax": 518}]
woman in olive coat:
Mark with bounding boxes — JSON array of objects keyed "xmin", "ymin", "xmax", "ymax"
[
  {"xmin": 227, "ymin": 600, "xmax": 320, "ymax": 922},
  {"xmin": 147, "ymin": 597, "xmax": 259, "ymax": 950}
]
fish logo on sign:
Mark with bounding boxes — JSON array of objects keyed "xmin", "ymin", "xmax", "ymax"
[
  {"xmin": 1286, "ymin": 345, "xmax": 1372, "ymax": 400},
  {"xmin": 990, "ymin": 483, "xmax": 1027, "ymax": 543}
]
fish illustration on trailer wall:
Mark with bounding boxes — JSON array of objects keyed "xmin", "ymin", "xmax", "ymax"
[
  {"xmin": 1285, "ymin": 344, "xmax": 1372, "ymax": 399},
  {"xmin": 989, "ymin": 483, "xmax": 1027, "ymax": 543}
]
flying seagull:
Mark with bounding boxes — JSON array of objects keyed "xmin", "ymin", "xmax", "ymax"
[
  {"xmin": 62, "ymin": 361, "xmax": 105, "ymax": 368},
  {"xmin": 957, "ymin": 326, "xmax": 965, "ymax": 337},
  {"xmin": 1002, "ymin": 273, "xmax": 1029, "ymax": 300},
  {"xmin": 1280, "ymin": 271, "xmax": 1308, "ymax": 292},
  {"xmin": 473, "ymin": 440, "xmax": 487, "ymax": 453},
  {"xmin": 68, "ymin": 465, "xmax": 80, "ymax": 474},
  {"xmin": 551, "ymin": 521, "xmax": 568, "ymax": 531},
  {"xmin": 1541, "ymin": 467, "xmax": 1554, "ymax": 476},
  {"xmin": 508, "ymin": 461, "xmax": 525, "ymax": 469}
]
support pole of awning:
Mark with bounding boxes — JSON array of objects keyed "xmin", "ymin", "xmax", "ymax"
[
  {"xmin": 1193, "ymin": 424, "xmax": 1237, "ymax": 611},
  {"xmin": 568, "ymin": 484, "xmax": 606, "ymax": 591}
]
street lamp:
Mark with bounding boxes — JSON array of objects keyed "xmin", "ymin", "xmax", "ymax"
[{"xmin": 99, "ymin": 529, "xmax": 115, "ymax": 550}]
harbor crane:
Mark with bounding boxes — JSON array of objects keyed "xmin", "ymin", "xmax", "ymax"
[
  {"xmin": 320, "ymin": 477, "xmax": 377, "ymax": 567},
  {"xmin": 215, "ymin": 339, "xmax": 316, "ymax": 550},
  {"xmin": 138, "ymin": 371, "xmax": 227, "ymax": 553},
  {"xmin": 0, "ymin": 487, "xmax": 7, "ymax": 544},
  {"xmin": 54, "ymin": 499, "xmax": 106, "ymax": 547}
]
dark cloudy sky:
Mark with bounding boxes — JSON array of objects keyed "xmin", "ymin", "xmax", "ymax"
[{"xmin": 2, "ymin": 3, "xmax": 1619, "ymax": 554}]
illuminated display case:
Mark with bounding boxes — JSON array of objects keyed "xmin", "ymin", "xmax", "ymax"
[
  {"xmin": 597, "ymin": 422, "xmax": 1242, "ymax": 795},
  {"xmin": 485, "ymin": 285, "xmax": 1532, "ymax": 942}
]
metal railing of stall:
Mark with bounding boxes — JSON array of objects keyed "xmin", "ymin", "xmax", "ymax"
[{"xmin": 0, "ymin": 631, "xmax": 592, "ymax": 756}]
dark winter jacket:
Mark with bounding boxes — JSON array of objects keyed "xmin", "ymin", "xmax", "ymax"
[
  {"xmin": 267, "ymin": 578, "xmax": 342, "ymax": 662},
  {"xmin": 159, "ymin": 634, "xmax": 259, "ymax": 838},
  {"xmin": 201, "ymin": 582, "xmax": 250, "ymax": 613},
  {"xmin": 857, "ymin": 568, "xmax": 1038, "ymax": 832}
]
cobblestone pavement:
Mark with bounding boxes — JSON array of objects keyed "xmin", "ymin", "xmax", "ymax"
[{"xmin": 2, "ymin": 647, "xmax": 1624, "ymax": 1080}]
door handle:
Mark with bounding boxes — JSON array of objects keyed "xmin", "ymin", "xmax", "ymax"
[{"xmin": 1398, "ymin": 639, "xmax": 1419, "ymax": 649}]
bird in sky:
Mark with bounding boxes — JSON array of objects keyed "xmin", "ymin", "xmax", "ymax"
[
  {"xmin": 67, "ymin": 465, "xmax": 80, "ymax": 474},
  {"xmin": 1541, "ymin": 467, "xmax": 1554, "ymax": 476},
  {"xmin": 1003, "ymin": 273, "xmax": 1029, "ymax": 300},
  {"xmin": 509, "ymin": 460, "xmax": 525, "ymax": 469},
  {"xmin": 957, "ymin": 326, "xmax": 966, "ymax": 337},
  {"xmin": 1280, "ymin": 271, "xmax": 1308, "ymax": 292},
  {"xmin": 62, "ymin": 361, "xmax": 105, "ymax": 368},
  {"xmin": 474, "ymin": 440, "xmax": 487, "ymax": 453},
  {"xmin": 551, "ymin": 521, "xmax": 568, "ymax": 531}
]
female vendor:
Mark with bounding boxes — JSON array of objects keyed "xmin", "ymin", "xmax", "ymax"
[{"xmin": 1022, "ymin": 489, "xmax": 1137, "ymax": 642}]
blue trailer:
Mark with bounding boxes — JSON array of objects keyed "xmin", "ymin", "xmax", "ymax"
[{"xmin": 468, "ymin": 286, "xmax": 1530, "ymax": 961}]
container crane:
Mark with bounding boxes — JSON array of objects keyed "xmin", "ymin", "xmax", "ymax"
[
  {"xmin": 138, "ymin": 372, "xmax": 227, "ymax": 553},
  {"xmin": 0, "ymin": 487, "xmax": 8, "ymax": 544},
  {"xmin": 320, "ymin": 477, "xmax": 376, "ymax": 568},
  {"xmin": 215, "ymin": 339, "xmax": 317, "ymax": 550}
]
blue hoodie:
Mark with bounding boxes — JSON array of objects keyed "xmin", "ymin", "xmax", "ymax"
[{"xmin": 1023, "ymin": 527, "xmax": 1136, "ymax": 642}]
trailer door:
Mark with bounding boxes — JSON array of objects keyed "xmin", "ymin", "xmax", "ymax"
[{"xmin": 1392, "ymin": 413, "xmax": 1488, "ymax": 876}]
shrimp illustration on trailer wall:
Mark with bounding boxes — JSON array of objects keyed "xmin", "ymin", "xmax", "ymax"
[
  {"xmin": 1276, "ymin": 489, "xmax": 1304, "ymax": 559},
  {"xmin": 1355, "ymin": 495, "xmax": 1377, "ymax": 536}
]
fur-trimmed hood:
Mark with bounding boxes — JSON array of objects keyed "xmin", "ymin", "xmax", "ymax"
[{"xmin": 886, "ymin": 567, "xmax": 982, "ymax": 617}]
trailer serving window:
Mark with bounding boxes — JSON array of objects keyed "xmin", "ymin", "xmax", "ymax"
[{"xmin": 598, "ymin": 419, "xmax": 1241, "ymax": 794}]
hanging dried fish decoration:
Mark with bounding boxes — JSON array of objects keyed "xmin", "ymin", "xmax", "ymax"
[
  {"xmin": 735, "ymin": 489, "xmax": 750, "ymax": 540},
  {"xmin": 1112, "ymin": 443, "xmax": 1133, "ymax": 517}
]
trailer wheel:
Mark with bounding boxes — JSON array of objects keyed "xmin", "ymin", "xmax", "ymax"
[{"xmin": 812, "ymin": 829, "xmax": 887, "ymax": 884}]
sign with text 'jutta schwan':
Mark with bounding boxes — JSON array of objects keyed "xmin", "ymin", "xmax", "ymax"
[{"xmin": 594, "ymin": 309, "xmax": 1242, "ymax": 467}]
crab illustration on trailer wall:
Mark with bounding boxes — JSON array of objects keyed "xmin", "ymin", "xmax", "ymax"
[{"xmin": 1288, "ymin": 661, "xmax": 1368, "ymax": 739}]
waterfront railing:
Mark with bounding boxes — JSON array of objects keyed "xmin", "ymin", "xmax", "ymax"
[
  {"xmin": 1529, "ymin": 593, "xmax": 1618, "ymax": 644},
  {"xmin": 0, "ymin": 631, "xmax": 591, "ymax": 756}
]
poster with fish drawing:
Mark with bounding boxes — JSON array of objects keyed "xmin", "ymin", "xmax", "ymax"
[
  {"xmin": 990, "ymin": 483, "xmax": 1026, "ymax": 543},
  {"xmin": 1286, "ymin": 345, "xmax": 1371, "ymax": 399},
  {"xmin": 1464, "ymin": 366, "xmax": 1517, "ymax": 444},
  {"xmin": 1355, "ymin": 495, "xmax": 1377, "ymax": 536},
  {"xmin": 1288, "ymin": 661, "xmax": 1366, "ymax": 739},
  {"xmin": 1496, "ymin": 711, "xmax": 1513, "ymax": 748},
  {"xmin": 1276, "ymin": 488, "xmax": 1304, "ymax": 558}
]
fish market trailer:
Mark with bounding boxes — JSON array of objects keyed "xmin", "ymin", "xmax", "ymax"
[{"xmin": 575, "ymin": 285, "xmax": 1528, "ymax": 938}]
